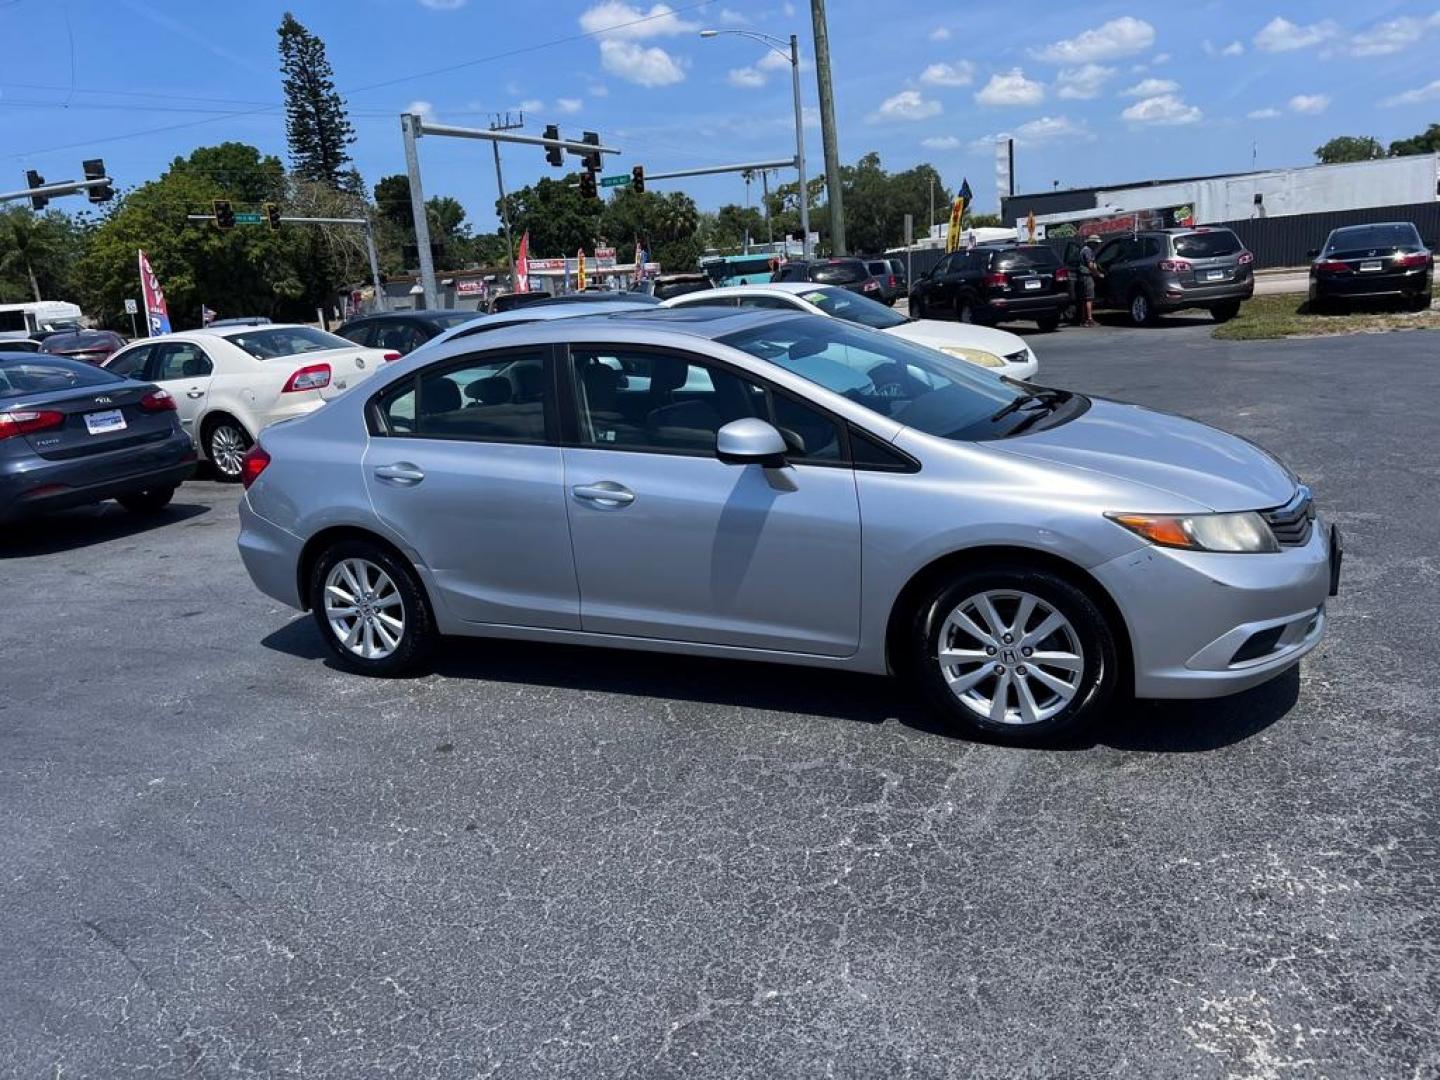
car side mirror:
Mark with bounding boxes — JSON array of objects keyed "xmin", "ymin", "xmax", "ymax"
[
  {"xmin": 716, "ymin": 418, "xmax": 788, "ymax": 468},
  {"xmin": 1306, "ymin": 248, "xmax": 1320, "ymax": 259}
]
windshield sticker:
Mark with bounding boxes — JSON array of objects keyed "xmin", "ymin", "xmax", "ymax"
[{"xmin": 803, "ymin": 292, "xmax": 828, "ymax": 304}]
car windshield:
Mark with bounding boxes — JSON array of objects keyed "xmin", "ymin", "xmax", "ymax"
[
  {"xmin": 1172, "ymin": 231, "xmax": 1242, "ymax": 258},
  {"xmin": 811, "ymin": 261, "xmax": 866, "ymax": 284},
  {"xmin": 0, "ymin": 357, "xmax": 123, "ymax": 399},
  {"xmin": 799, "ymin": 287, "xmax": 908, "ymax": 329},
  {"xmin": 223, "ymin": 326, "xmax": 353, "ymax": 359},
  {"xmin": 1326, "ymin": 224, "xmax": 1422, "ymax": 251},
  {"xmin": 719, "ymin": 315, "xmax": 1032, "ymax": 441}
]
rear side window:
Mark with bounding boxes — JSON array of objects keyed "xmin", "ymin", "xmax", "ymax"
[
  {"xmin": 377, "ymin": 351, "xmax": 548, "ymax": 442},
  {"xmin": 812, "ymin": 261, "xmax": 866, "ymax": 285},
  {"xmin": 1172, "ymin": 230, "xmax": 1242, "ymax": 258},
  {"xmin": 993, "ymin": 247, "xmax": 1060, "ymax": 271},
  {"xmin": 153, "ymin": 343, "xmax": 214, "ymax": 381},
  {"xmin": 338, "ymin": 322, "xmax": 375, "ymax": 346}
]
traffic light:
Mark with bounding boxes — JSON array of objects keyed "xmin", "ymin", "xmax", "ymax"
[
  {"xmin": 25, "ymin": 170, "xmax": 47, "ymax": 211},
  {"xmin": 579, "ymin": 170, "xmax": 598, "ymax": 200},
  {"xmin": 82, "ymin": 159, "xmax": 114, "ymax": 203},
  {"xmin": 264, "ymin": 202, "xmax": 281, "ymax": 230},
  {"xmin": 580, "ymin": 131, "xmax": 602, "ymax": 172},
  {"xmin": 543, "ymin": 124, "xmax": 563, "ymax": 168},
  {"xmin": 631, "ymin": 164, "xmax": 645, "ymax": 194},
  {"xmin": 213, "ymin": 199, "xmax": 235, "ymax": 230}
]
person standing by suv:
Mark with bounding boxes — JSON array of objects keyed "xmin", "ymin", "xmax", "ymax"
[{"xmin": 1077, "ymin": 236, "xmax": 1105, "ymax": 327}]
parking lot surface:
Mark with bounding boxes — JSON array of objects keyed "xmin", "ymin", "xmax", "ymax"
[{"xmin": 4, "ymin": 324, "xmax": 1439, "ymax": 1078}]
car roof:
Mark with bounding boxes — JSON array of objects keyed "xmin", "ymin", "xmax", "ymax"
[{"xmin": 675, "ymin": 282, "xmax": 831, "ymax": 299}]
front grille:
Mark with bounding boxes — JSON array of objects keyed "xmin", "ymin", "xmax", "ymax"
[{"xmin": 1263, "ymin": 488, "xmax": 1314, "ymax": 547}]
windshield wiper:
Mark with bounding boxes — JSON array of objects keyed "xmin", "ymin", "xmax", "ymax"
[{"xmin": 988, "ymin": 383, "xmax": 1069, "ymax": 422}]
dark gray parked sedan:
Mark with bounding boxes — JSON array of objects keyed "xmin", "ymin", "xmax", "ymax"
[{"xmin": 0, "ymin": 353, "xmax": 196, "ymax": 521}]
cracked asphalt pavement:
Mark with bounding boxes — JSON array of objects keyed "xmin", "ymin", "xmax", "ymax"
[{"xmin": 2, "ymin": 323, "xmax": 1438, "ymax": 1077}]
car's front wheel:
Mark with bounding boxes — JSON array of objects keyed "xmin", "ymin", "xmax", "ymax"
[
  {"xmin": 910, "ymin": 567, "xmax": 1117, "ymax": 744},
  {"xmin": 309, "ymin": 539, "xmax": 436, "ymax": 677},
  {"xmin": 205, "ymin": 417, "xmax": 252, "ymax": 482}
]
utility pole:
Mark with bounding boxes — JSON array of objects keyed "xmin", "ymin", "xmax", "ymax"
[
  {"xmin": 401, "ymin": 113, "xmax": 438, "ymax": 309},
  {"xmin": 491, "ymin": 112, "xmax": 524, "ymax": 291},
  {"xmin": 761, "ymin": 170, "xmax": 773, "ymax": 246},
  {"xmin": 929, "ymin": 176, "xmax": 935, "ymax": 236},
  {"xmin": 809, "ymin": 0, "xmax": 845, "ymax": 254}
]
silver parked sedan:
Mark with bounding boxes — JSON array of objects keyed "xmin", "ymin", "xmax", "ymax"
[{"xmin": 237, "ymin": 308, "xmax": 1340, "ymax": 743}]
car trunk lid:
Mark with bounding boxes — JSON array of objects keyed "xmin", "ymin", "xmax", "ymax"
[{"xmin": 15, "ymin": 383, "xmax": 174, "ymax": 461}]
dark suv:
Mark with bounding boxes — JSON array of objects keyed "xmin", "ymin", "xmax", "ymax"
[
  {"xmin": 1077, "ymin": 227, "xmax": 1255, "ymax": 325},
  {"xmin": 908, "ymin": 244, "xmax": 1068, "ymax": 330},
  {"xmin": 772, "ymin": 258, "xmax": 883, "ymax": 300},
  {"xmin": 1308, "ymin": 221, "xmax": 1434, "ymax": 311}
]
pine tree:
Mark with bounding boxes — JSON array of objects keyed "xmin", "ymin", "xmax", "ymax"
[{"xmin": 277, "ymin": 13, "xmax": 356, "ymax": 188}]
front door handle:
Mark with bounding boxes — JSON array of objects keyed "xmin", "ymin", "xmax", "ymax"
[
  {"xmin": 572, "ymin": 481, "xmax": 635, "ymax": 507},
  {"xmin": 374, "ymin": 462, "xmax": 426, "ymax": 485},
  {"xmin": 186, "ymin": 389, "xmax": 205, "ymax": 399}
]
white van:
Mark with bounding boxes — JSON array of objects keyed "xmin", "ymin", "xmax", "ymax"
[{"xmin": 0, "ymin": 300, "xmax": 85, "ymax": 337}]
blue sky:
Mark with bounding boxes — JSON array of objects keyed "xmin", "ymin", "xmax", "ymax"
[{"xmin": 4, "ymin": 0, "xmax": 1439, "ymax": 241}]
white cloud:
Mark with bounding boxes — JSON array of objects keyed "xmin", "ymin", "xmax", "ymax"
[
  {"xmin": 922, "ymin": 135, "xmax": 961, "ymax": 150},
  {"xmin": 517, "ymin": 98, "xmax": 544, "ymax": 113},
  {"xmin": 919, "ymin": 60, "xmax": 975, "ymax": 87},
  {"xmin": 588, "ymin": 83, "xmax": 609, "ymax": 97},
  {"xmin": 1151, "ymin": 52, "xmax": 1171, "ymax": 64},
  {"xmin": 757, "ymin": 50, "xmax": 802, "ymax": 72},
  {"xmin": 1247, "ymin": 107, "xmax": 1282, "ymax": 119},
  {"xmin": 1346, "ymin": 13, "xmax": 1440, "ymax": 56},
  {"xmin": 969, "ymin": 115, "xmax": 1092, "ymax": 153},
  {"xmin": 1222, "ymin": 40, "xmax": 1245, "ymax": 56},
  {"xmin": 1056, "ymin": 63, "xmax": 1115, "ymax": 100},
  {"xmin": 781, "ymin": 1, "xmax": 795, "ymax": 14},
  {"xmin": 579, "ymin": 1, "xmax": 698, "ymax": 38},
  {"xmin": 599, "ymin": 39, "xmax": 686, "ymax": 86},
  {"xmin": 975, "ymin": 68, "xmax": 1045, "ymax": 107},
  {"xmin": 418, "ymin": 0, "xmax": 465, "ymax": 8},
  {"xmin": 1382, "ymin": 79, "xmax": 1440, "ymax": 107},
  {"xmin": 1034, "ymin": 17, "xmax": 1155, "ymax": 63},
  {"xmin": 727, "ymin": 66, "xmax": 766, "ymax": 88},
  {"xmin": 928, "ymin": 27, "xmax": 952, "ymax": 42},
  {"xmin": 717, "ymin": 7, "xmax": 748, "ymax": 24},
  {"xmin": 872, "ymin": 89, "xmax": 942, "ymax": 122},
  {"xmin": 406, "ymin": 100, "xmax": 439, "ymax": 122},
  {"xmin": 1253, "ymin": 16, "xmax": 1339, "ymax": 53},
  {"xmin": 556, "ymin": 97, "xmax": 583, "ymax": 114},
  {"xmin": 1122, "ymin": 93, "xmax": 1202, "ymax": 125},
  {"xmin": 1288, "ymin": 93, "xmax": 1330, "ymax": 115},
  {"xmin": 1122, "ymin": 77, "xmax": 1178, "ymax": 97}
]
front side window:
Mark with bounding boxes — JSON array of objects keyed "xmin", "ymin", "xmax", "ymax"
[
  {"xmin": 338, "ymin": 322, "xmax": 376, "ymax": 346},
  {"xmin": 377, "ymin": 351, "xmax": 548, "ymax": 441},
  {"xmin": 223, "ymin": 326, "xmax": 354, "ymax": 359}
]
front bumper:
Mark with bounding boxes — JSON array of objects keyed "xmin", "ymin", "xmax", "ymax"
[
  {"xmin": 237, "ymin": 495, "xmax": 306, "ymax": 609},
  {"xmin": 1092, "ymin": 519, "xmax": 1338, "ymax": 699}
]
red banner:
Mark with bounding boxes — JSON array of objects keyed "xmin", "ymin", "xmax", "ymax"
[{"xmin": 138, "ymin": 249, "xmax": 171, "ymax": 335}]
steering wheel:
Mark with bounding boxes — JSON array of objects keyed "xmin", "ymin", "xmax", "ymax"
[{"xmin": 864, "ymin": 362, "xmax": 925, "ymax": 400}]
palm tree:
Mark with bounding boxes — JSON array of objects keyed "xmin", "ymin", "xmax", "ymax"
[{"xmin": 0, "ymin": 209, "xmax": 64, "ymax": 302}]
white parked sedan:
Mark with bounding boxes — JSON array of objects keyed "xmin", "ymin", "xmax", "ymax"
[
  {"xmin": 103, "ymin": 325, "xmax": 394, "ymax": 479},
  {"xmin": 661, "ymin": 282, "xmax": 1039, "ymax": 380}
]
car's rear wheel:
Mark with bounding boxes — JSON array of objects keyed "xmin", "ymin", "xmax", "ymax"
[
  {"xmin": 309, "ymin": 539, "xmax": 435, "ymax": 677},
  {"xmin": 205, "ymin": 418, "xmax": 251, "ymax": 482},
  {"xmin": 1211, "ymin": 300, "xmax": 1242, "ymax": 322},
  {"xmin": 1036, "ymin": 314, "xmax": 1061, "ymax": 333},
  {"xmin": 910, "ymin": 567, "xmax": 1117, "ymax": 744},
  {"xmin": 117, "ymin": 487, "xmax": 175, "ymax": 514},
  {"xmin": 1407, "ymin": 291, "xmax": 1433, "ymax": 312},
  {"xmin": 1129, "ymin": 289, "xmax": 1157, "ymax": 327}
]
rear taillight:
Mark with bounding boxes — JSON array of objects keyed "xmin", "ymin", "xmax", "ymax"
[
  {"xmin": 1237, "ymin": 251, "xmax": 1255, "ymax": 266},
  {"xmin": 1054, "ymin": 266, "xmax": 1070, "ymax": 283},
  {"xmin": 984, "ymin": 272, "xmax": 1009, "ymax": 288},
  {"xmin": 240, "ymin": 445, "xmax": 271, "ymax": 489},
  {"xmin": 1395, "ymin": 252, "xmax": 1429, "ymax": 268},
  {"xmin": 1315, "ymin": 259, "xmax": 1350, "ymax": 274},
  {"xmin": 281, "ymin": 363, "xmax": 331, "ymax": 393},
  {"xmin": 0, "ymin": 408, "xmax": 65, "ymax": 440},
  {"xmin": 1158, "ymin": 259, "xmax": 1192, "ymax": 273},
  {"xmin": 382, "ymin": 351, "xmax": 402, "ymax": 362},
  {"xmin": 888, "ymin": 275, "xmax": 897, "ymax": 287},
  {"xmin": 140, "ymin": 389, "xmax": 177, "ymax": 412}
]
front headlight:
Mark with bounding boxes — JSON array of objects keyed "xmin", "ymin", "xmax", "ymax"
[
  {"xmin": 1107, "ymin": 511, "xmax": 1279, "ymax": 553},
  {"xmin": 939, "ymin": 346, "xmax": 1004, "ymax": 368}
]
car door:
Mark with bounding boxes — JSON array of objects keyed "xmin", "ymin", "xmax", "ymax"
[
  {"xmin": 923, "ymin": 253, "xmax": 959, "ymax": 315},
  {"xmin": 148, "ymin": 341, "xmax": 215, "ymax": 439},
  {"xmin": 1095, "ymin": 239, "xmax": 1134, "ymax": 306},
  {"xmin": 560, "ymin": 343, "xmax": 862, "ymax": 656},
  {"xmin": 362, "ymin": 345, "xmax": 580, "ymax": 629}
]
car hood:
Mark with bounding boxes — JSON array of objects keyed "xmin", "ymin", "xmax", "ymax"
[
  {"xmin": 993, "ymin": 398, "xmax": 1296, "ymax": 512},
  {"xmin": 885, "ymin": 319, "xmax": 1029, "ymax": 359}
]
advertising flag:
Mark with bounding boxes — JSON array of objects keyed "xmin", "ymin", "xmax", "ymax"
[
  {"xmin": 515, "ymin": 231, "xmax": 530, "ymax": 293},
  {"xmin": 137, "ymin": 249, "xmax": 171, "ymax": 335},
  {"xmin": 576, "ymin": 248, "xmax": 587, "ymax": 291},
  {"xmin": 201, "ymin": 304, "xmax": 217, "ymax": 327},
  {"xmin": 633, "ymin": 240, "xmax": 645, "ymax": 281},
  {"xmin": 1026, "ymin": 210, "xmax": 1037, "ymax": 242},
  {"xmin": 945, "ymin": 178, "xmax": 973, "ymax": 253}
]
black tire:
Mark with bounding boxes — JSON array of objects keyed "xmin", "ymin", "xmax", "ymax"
[
  {"xmin": 1036, "ymin": 315, "xmax": 1061, "ymax": 333},
  {"xmin": 1128, "ymin": 288, "xmax": 1158, "ymax": 327},
  {"xmin": 309, "ymin": 539, "xmax": 436, "ymax": 677},
  {"xmin": 1407, "ymin": 292, "xmax": 1433, "ymax": 312},
  {"xmin": 1211, "ymin": 300, "xmax": 1242, "ymax": 323},
  {"xmin": 911, "ymin": 293, "xmax": 928, "ymax": 319},
  {"xmin": 908, "ymin": 565, "xmax": 1118, "ymax": 744},
  {"xmin": 116, "ymin": 487, "xmax": 176, "ymax": 514},
  {"xmin": 204, "ymin": 416, "xmax": 252, "ymax": 482},
  {"xmin": 956, "ymin": 299, "xmax": 976, "ymax": 324}
]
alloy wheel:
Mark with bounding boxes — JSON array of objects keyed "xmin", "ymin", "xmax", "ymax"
[
  {"xmin": 209, "ymin": 424, "xmax": 249, "ymax": 478},
  {"xmin": 1130, "ymin": 293, "xmax": 1150, "ymax": 325},
  {"xmin": 324, "ymin": 558, "xmax": 406, "ymax": 660},
  {"xmin": 936, "ymin": 589, "xmax": 1084, "ymax": 726}
]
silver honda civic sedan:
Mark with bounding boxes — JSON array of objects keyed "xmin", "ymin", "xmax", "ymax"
[{"xmin": 237, "ymin": 308, "xmax": 1340, "ymax": 744}]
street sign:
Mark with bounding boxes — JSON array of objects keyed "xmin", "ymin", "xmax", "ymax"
[
  {"xmin": 233, "ymin": 212, "xmax": 263, "ymax": 225},
  {"xmin": 599, "ymin": 175, "xmax": 631, "ymax": 189},
  {"xmin": 123, "ymin": 298, "xmax": 138, "ymax": 315}
]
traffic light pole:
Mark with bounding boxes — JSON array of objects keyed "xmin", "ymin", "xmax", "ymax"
[{"xmin": 0, "ymin": 175, "xmax": 114, "ymax": 205}]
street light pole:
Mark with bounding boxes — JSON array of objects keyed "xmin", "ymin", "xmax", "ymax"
[{"xmin": 699, "ymin": 27, "xmax": 811, "ymax": 260}]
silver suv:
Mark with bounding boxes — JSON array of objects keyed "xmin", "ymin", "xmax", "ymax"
[{"xmin": 237, "ymin": 308, "xmax": 1339, "ymax": 744}]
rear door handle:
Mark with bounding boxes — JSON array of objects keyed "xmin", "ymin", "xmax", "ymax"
[
  {"xmin": 572, "ymin": 482, "xmax": 634, "ymax": 507},
  {"xmin": 374, "ymin": 462, "xmax": 425, "ymax": 485}
]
